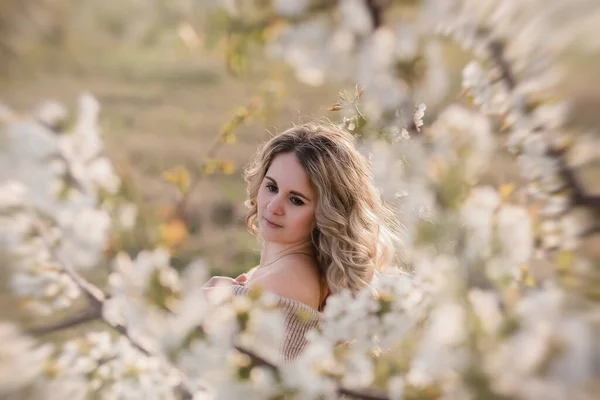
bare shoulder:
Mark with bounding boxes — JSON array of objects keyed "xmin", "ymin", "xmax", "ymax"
[{"xmin": 246, "ymin": 255, "xmax": 321, "ymax": 310}]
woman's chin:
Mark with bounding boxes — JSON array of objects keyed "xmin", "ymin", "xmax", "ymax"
[{"xmin": 258, "ymin": 226, "xmax": 280, "ymax": 242}]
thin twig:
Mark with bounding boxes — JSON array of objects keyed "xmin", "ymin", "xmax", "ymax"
[
  {"xmin": 171, "ymin": 130, "xmax": 227, "ymax": 221},
  {"xmin": 171, "ymin": 95, "xmax": 263, "ymax": 221}
]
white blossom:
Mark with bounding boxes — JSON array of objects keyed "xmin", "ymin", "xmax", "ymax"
[
  {"xmin": 340, "ymin": 0, "xmax": 374, "ymax": 36},
  {"xmin": 0, "ymin": 323, "xmax": 53, "ymax": 393},
  {"xmin": 273, "ymin": 0, "xmax": 308, "ymax": 18},
  {"xmin": 413, "ymin": 103, "xmax": 426, "ymax": 131},
  {"xmin": 117, "ymin": 202, "xmax": 139, "ymax": 229},
  {"xmin": 237, "ymin": 302, "xmax": 285, "ymax": 364},
  {"xmin": 461, "ymin": 186, "xmax": 500, "ymax": 259},
  {"xmin": 0, "ymin": 181, "xmax": 28, "ymax": 209},
  {"xmin": 388, "ymin": 376, "xmax": 405, "ymax": 400},
  {"xmin": 281, "ymin": 332, "xmax": 337, "ymax": 399},
  {"xmin": 428, "ymin": 105, "xmax": 493, "ymax": 184},
  {"xmin": 50, "ymin": 332, "xmax": 180, "ymax": 399},
  {"xmin": 1, "ymin": 1, "xmax": 599, "ymax": 398},
  {"xmin": 496, "ymin": 203, "xmax": 532, "ymax": 265},
  {"xmin": 468, "ymin": 289, "xmax": 503, "ymax": 335}
]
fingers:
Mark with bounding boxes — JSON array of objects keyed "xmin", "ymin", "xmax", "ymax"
[
  {"xmin": 203, "ymin": 276, "xmax": 237, "ymax": 288},
  {"xmin": 235, "ymin": 273, "xmax": 248, "ymax": 284}
]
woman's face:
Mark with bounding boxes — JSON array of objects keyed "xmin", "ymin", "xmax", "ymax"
[{"xmin": 256, "ymin": 152, "xmax": 317, "ymax": 245}]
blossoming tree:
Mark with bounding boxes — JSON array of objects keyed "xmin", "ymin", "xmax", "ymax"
[{"xmin": 1, "ymin": 0, "xmax": 599, "ymax": 399}]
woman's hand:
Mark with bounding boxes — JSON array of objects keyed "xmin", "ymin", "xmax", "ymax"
[
  {"xmin": 234, "ymin": 273, "xmax": 248, "ymax": 285},
  {"xmin": 203, "ymin": 273, "xmax": 248, "ymax": 288},
  {"xmin": 203, "ymin": 276, "xmax": 238, "ymax": 288},
  {"xmin": 201, "ymin": 274, "xmax": 248, "ymax": 304}
]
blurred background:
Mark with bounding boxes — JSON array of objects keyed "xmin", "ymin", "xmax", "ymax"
[
  {"xmin": 1, "ymin": 4, "xmax": 600, "ymax": 399},
  {"xmin": 0, "ymin": 0, "xmax": 346, "ymax": 279},
  {"xmin": 2, "ymin": 0, "xmax": 599, "ymax": 278}
]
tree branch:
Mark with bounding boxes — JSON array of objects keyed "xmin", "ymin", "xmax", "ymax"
[
  {"xmin": 29, "ymin": 305, "xmax": 102, "ymax": 335},
  {"xmin": 107, "ymin": 322, "xmax": 153, "ymax": 356},
  {"xmin": 488, "ymin": 40, "xmax": 516, "ymax": 91},
  {"xmin": 233, "ymin": 343, "xmax": 390, "ymax": 400},
  {"xmin": 487, "ymin": 40, "xmax": 600, "ymax": 223},
  {"xmin": 28, "ymin": 217, "xmax": 195, "ymax": 400},
  {"xmin": 546, "ymin": 140, "xmax": 600, "ymax": 218},
  {"xmin": 233, "ymin": 344, "xmax": 278, "ymax": 371},
  {"xmin": 337, "ymin": 387, "xmax": 390, "ymax": 400},
  {"xmin": 580, "ymin": 224, "xmax": 600, "ymax": 239},
  {"xmin": 365, "ymin": 0, "xmax": 388, "ymax": 29},
  {"xmin": 31, "ymin": 220, "xmax": 105, "ymax": 310}
]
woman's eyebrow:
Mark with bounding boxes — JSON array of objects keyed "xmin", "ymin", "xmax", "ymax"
[{"xmin": 265, "ymin": 176, "xmax": 312, "ymax": 202}]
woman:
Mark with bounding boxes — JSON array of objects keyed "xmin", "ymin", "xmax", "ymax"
[{"xmin": 204, "ymin": 122, "xmax": 400, "ymax": 362}]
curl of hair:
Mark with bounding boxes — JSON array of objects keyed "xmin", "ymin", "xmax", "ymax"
[{"xmin": 244, "ymin": 122, "xmax": 401, "ymax": 294}]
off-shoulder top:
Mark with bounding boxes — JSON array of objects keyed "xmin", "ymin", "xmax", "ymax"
[{"xmin": 230, "ymin": 285, "xmax": 323, "ymax": 364}]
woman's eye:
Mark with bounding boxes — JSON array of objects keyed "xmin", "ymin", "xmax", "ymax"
[
  {"xmin": 290, "ymin": 197, "xmax": 304, "ymax": 206},
  {"xmin": 266, "ymin": 184, "xmax": 277, "ymax": 192}
]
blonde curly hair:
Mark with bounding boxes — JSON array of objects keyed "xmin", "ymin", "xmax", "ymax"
[{"xmin": 244, "ymin": 122, "xmax": 400, "ymax": 294}]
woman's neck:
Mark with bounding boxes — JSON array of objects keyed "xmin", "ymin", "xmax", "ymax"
[{"xmin": 260, "ymin": 240, "xmax": 314, "ymax": 265}]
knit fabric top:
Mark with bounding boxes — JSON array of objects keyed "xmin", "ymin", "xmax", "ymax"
[{"xmin": 229, "ymin": 285, "xmax": 323, "ymax": 364}]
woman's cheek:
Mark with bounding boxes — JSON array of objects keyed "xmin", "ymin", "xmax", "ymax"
[
  {"xmin": 256, "ymin": 190, "xmax": 266, "ymax": 217},
  {"xmin": 299, "ymin": 209, "xmax": 316, "ymax": 236}
]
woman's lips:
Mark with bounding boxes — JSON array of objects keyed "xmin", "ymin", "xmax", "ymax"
[{"xmin": 264, "ymin": 218, "xmax": 282, "ymax": 228}]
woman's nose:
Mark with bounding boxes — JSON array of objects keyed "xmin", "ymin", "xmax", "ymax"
[{"xmin": 267, "ymin": 195, "xmax": 284, "ymax": 215}]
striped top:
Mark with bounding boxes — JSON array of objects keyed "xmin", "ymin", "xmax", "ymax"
[{"xmin": 230, "ymin": 285, "xmax": 323, "ymax": 364}]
